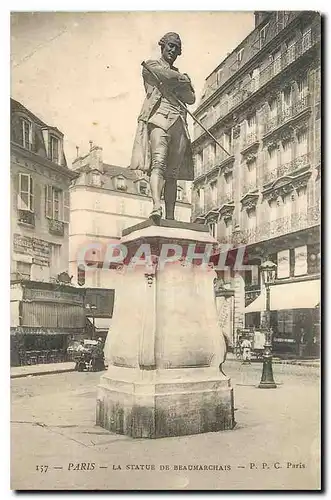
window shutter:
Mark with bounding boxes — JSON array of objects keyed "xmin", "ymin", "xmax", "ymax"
[
  {"xmin": 18, "ymin": 173, "xmax": 24, "ymax": 209},
  {"xmin": 45, "ymin": 185, "xmax": 53, "ymax": 218},
  {"xmin": 63, "ymin": 190, "xmax": 70, "ymax": 223},
  {"xmin": 29, "ymin": 176, "xmax": 34, "ymax": 211},
  {"xmin": 18, "ymin": 173, "xmax": 29, "ymax": 210}
]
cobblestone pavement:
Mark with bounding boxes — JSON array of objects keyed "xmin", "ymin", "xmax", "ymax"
[{"xmin": 11, "ymin": 361, "xmax": 320, "ymax": 491}]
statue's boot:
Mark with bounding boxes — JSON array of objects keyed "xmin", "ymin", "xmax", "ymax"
[
  {"xmin": 149, "ymin": 168, "xmax": 164, "ymax": 223},
  {"xmin": 164, "ymin": 178, "xmax": 177, "ymax": 220}
]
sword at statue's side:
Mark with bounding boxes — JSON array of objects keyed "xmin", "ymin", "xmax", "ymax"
[{"xmin": 141, "ymin": 61, "xmax": 231, "ymax": 158}]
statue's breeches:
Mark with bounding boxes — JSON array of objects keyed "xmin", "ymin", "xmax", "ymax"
[{"xmin": 149, "ymin": 120, "xmax": 187, "ymax": 180}]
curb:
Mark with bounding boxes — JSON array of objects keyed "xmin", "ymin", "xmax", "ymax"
[{"xmin": 11, "ymin": 367, "xmax": 76, "ymax": 379}]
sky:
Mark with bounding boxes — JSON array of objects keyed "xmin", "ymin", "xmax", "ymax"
[{"xmin": 11, "ymin": 11, "xmax": 255, "ymax": 167}]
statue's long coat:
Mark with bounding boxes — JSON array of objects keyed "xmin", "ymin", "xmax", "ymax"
[{"xmin": 129, "ymin": 59, "xmax": 195, "ymax": 181}]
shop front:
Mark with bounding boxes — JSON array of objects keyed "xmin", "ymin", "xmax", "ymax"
[
  {"xmin": 244, "ymin": 278, "xmax": 320, "ymax": 358},
  {"xmin": 10, "ymin": 280, "xmax": 86, "ymax": 366}
]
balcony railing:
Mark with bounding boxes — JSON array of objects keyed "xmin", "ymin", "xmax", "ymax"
[
  {"xmin": 231, "ymin": 205, "xmax": 320, "ymax": 245},
  {"xmin": 263, "ymin": 152, "xmax": 312, "ymax": 185},
  {"xmin": 263, "ymin": 95, "xmax": 310, "ymax": 136},
  {"xmin": 194, "ymin": 31, "xmax": 319, "ymax": 140},
  {"xmin": 242, "ymin": 131, "xmax": 258, "ymax": 151},
  {"xmin": 18, "ymin": 210, "xmax": 35, "ymax": 226},
  {"xmin": 245, "ymin": 286, "xmax": 261, "ymax": 307},
  {"xmin": 48, "ymin": 218, "xmax": 65, "ymax": 236}
]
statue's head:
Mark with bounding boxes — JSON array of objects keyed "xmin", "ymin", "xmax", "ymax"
[{"xmin": 158, "ymin": 32, "xmax": 182, "ymax": 65}]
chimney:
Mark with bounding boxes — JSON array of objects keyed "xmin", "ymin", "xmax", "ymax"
[
  {"xmin": 71, "ymin": 144, "xmax": 103, "ymax": 172},
  {"xmin": 89, "ymin": 145, "xmax": 104, "ymax": 173}
]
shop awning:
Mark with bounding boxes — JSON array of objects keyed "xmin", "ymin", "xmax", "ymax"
[{"xmin": 245, "ymin": 279, "xmax": 320, "ymax": 313}]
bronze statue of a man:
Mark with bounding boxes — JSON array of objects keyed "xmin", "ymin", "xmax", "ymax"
[{"xmin": 130, "ymin": 32, "xmax": 195, "ymax": 221}]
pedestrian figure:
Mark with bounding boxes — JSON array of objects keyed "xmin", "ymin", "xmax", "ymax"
[{"xmin": 241, "ymin": 336, "xmax": 252, "ymax": 365}]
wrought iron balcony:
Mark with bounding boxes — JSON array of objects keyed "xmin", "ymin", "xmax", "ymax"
[
  {"xmin": 194, "ymin": 30, "xmax": 319, "ymax": 140},
  {"xmin": 263, "ymin": 95, "xmax": 311, "ymax": 137},
  {"xmin": 18, "ymin": 210, "xmax": 35, "ymax": 226},
  {"xmin": 263, "ymin": 152, "xmax": 312, "ymax": 185},
  {"xmin": 230, "ymin": 204, "xmax": 320, "ymax": 246},
  {"xmin": 48, "ymin": 218, "xmax": 65, "ymax": 236}
]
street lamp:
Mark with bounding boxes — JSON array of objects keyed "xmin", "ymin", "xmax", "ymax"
[
  {"xmin": 85, "ymin": 303, "xmax": 97, "ymax": 340},
  {"xmin": 258, "ymin": 260, "xmax": 277, "ymax": 389}
]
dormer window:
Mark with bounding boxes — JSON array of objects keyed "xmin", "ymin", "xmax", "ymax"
[
  {"xmin": 139, "ymin": 181, "xmax": 148, "ymax": 195},
  {"xmin": 50, "ymin": 135, "xmax": 59, "ymax": 163},
  {"xmin": 116, "ymin": 176, "xmax": 127, "ymax": 191},
  {"xmin": 21, "ymin": 118, "xmax": 32, "ymax": 150},
  {"xmin": 237, "ymin": 48, "xmax": 244, "ymax": 62},
  {"xmin": 92, "ymin": 172, "xmax": 101, "ymax": 187},
  {"xmin": 177, "ymin": 186, "xmax": 183, "ymax": 202}
]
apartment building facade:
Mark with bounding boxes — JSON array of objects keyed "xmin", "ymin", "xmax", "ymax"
[
  {"xmin": 191, "ymin": 11, "xmax": 321, "ymax": 355},
  {"xmin": 11, "ymin": 98, "xmax": 77, "ymax": 281}
]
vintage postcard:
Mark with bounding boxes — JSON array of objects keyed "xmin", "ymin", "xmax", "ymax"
[{"xmin": 10, "ymin": 11, "xmax": 321, "ymax": 490}]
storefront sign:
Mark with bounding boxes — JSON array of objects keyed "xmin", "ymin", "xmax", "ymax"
[
  {"xmin": 277, "ymin": 249, "xmax": 290, "ymax": 279},
  {"xmin": 24, "ymin": 288, "xmax": 83, "ymax": 305},
  {"xmin": 13, "ymin": 234, "xmax": 51, "ymax": 266}
]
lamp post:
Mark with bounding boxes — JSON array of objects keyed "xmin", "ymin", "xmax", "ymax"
[
  {"xmin": 258, "ymin": 260, "xmax": 277, "ymax": 389},
  {"xmin": 85, "ymin": 303, "xmax": 97, "ymax": 339}
]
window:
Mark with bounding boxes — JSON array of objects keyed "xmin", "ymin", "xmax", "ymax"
[
  {"xmin": 17, "ymin": 261, "xmax": 31, "ymax": 280},
  {"xmin": 259, "ymin": 23, "xmax": 269, "ymax": 49},
  {"xmin": 297, "ymin": 129, "xmax": 308, "ymax": 156},
  {"xmin": 139, "ymin": 181, "xmax": 148, "ymax": 195},
  {"xmin": 282, "ymin": 88, "xmax": 292, "ymax": 116},
  {"xmin": 50, "ymin": 136, "xmax": 59, "ymax": 163},
  {"xmin": 224, "ymin": 172, "xmax": 233, "ymax": 200},
  {"xmin": 247, "ymin": 207, "xmax": 256, "ymax": 231},
  {"xmin": 302, "ymin": 28, "xmax": 312, "ymax": 52},
  {"xmin": 210, "ymin": 181, "xmax": 217, "ymax": 205},
  {"xmin": 247, "ymin": 114, "xmax": 256, "ymax": 137},
  {"xmin": 116, "ymin": 176, "xmax": 127, "ymax": 191},
  {"xmin": 250, "ymin": 68, "xmax": 260, "ymax": 92},
  {"xmin": 45, "ymin": 186, "xmax": 69, "ymax": 222},
  {"xmin": 21, "ymin": 118, "xmax": 32, "ymax": 150},
  {"xmin": 297, "ymin": 74, "xmax": 308, "ymax": 100},
  {"xmin": 92, "ymin": 172, "xmax": 101, "ymax": 187},
  {"xmin": 224, "ymin": 217, "xmax": 232, "ymax": 238},
  {"xmin": 176, "ymin": 186, "xmax": 183, "ymax": 202},
  {"xmin": 277, "ymin": 310, "xmax": 294, "ymax": 335},
  {"xmin": 267, "ymin": 145, "xmax": 278, "ymax": 172},
  {"xmin": 276, "ymin": 11, "xmax": 286, "ymax": 31},
  {"xmin": 216, "ymin": 69, "xmax": 223, "ymax": 86},
  {"xmin": 18, "ymin": 173, "xmax": 34, "ymax": 211},
  {"xmin": 195, "ymin": 151, "xmax": 203, "ymax": 177},
  {"xmin": 269, "ymin": 98, "xmax": 278, "ymax": 119},
  {"xmin": 277, "ymin": 249, "xmax": 290, "ymax": 279},
  {"xmin": 77, "ymin": 265, "xmax": 86, "ymax": 286},
  {"xmin": 295, "ymin": 187, "xmax": 307, "ymax": 215},
  {"xmin": 282, "ymin": 139, "xmax": 292, "ymax": 165},
  {"xmin": 246, "ymin": 159, "xmax": 257, "ymax": 188},
  {"xmin": 269, "ymin": 198, "xmax": 281, "ymax": 222},
  {"xmin": 286, "ymin": 39, "xmax": 296, "ymax": 64},
  {"xmin": 208, "ymin": 221, "xmax": 217, "ymax": 238},
  {"xmin": 237, "ymin": 48, "xmax": 244, "ymax": 62},
  {"xmin": 273, "ymin": 50, "xmax": 282, "ymax": 75},
  {"xmin": 197, "ymin": 188, "xmax": 205, "ymax": 209}
]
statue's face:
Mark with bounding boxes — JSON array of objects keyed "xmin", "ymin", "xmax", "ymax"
[{"xmin": 162, "ymin": 41, "xmax": 179, "ymax": 65}]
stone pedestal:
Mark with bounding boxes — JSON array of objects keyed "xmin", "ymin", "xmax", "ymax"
[{"xmin": 96, "ymin": 220, "xmax": 235, "ymax": 438}]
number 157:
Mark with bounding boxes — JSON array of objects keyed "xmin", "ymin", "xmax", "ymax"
[{"xmin": 36, "ymin": 465, "xmax": 48, "ymax": 473}]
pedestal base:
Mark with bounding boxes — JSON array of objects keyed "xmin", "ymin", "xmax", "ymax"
[{"xmin": 97, "ymin": 366, "xmax": 235, "ymax": 438}]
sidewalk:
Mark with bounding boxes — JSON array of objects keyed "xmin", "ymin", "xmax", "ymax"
[
  {"xmin": 226, "ymin": 352, "xmax": 320, "ymax": 368},
  {"xmin": 10, "ymin": 355, "xmax": 320, "ymax": 379},
  {"xmin": 10, "ymin": 362, "xmax": 76, "ymax": 379}
]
